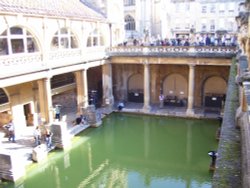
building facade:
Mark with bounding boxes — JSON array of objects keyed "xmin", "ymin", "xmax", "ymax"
[{"xmin": 124, "ymin": 0, "xmax": 243, "ymax": 42}]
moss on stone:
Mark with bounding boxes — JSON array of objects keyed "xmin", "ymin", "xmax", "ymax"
[{"xmin": 212, "ymin": 58, "xmax": 242, "ymax": 188}]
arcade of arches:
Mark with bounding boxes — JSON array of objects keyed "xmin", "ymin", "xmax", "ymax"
[
  {"xmin": 112, "ymin": 63, "xmax": 229, "ymax": 108},
  {"xmin": 0, "ymin": 61, "xmax": 229, "ymax": 135}
]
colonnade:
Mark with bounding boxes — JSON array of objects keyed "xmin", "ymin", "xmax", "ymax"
[
  {"xmin": 36, "ymin": 59, "xmax": 197, "ymax": 123},
  {"xmin": 37, "ymin": 61, "xmax": 114, "ymax": 124}
]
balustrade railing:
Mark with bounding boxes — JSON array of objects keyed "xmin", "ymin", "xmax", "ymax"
[
  {"xmin": 0, "ymin": 53, "xmax": 44, "ymax": 78},
  {"xmin": 107, "ymin": 46, "xmax": 237, "ymax": 56}
]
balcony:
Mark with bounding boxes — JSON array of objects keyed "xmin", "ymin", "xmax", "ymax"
[{"xmin": 107, "ymin": 46, "xmax": 237, "ymax": 58}]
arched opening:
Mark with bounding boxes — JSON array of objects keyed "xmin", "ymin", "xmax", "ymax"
[
  {"xmin": 127, "ymin": 74, "xmax": 143, "ymax": 103},
  {"xmin": 203, "ymin": 76, "xmax": 227, "ymax": 108},
  {"xmin": 162, "ymin": 74, "xmax": 187, "ymax": 106},
  {"xmin": 0, "ymin": 26, "xmax": 39, "ymax": 55}
]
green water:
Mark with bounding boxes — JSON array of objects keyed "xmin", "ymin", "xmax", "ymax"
[{"xmin": 3, "ymin": 113, "xmax": 219, "ymax": 188}]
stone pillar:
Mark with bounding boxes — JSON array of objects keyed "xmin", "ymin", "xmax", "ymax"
[
  {"xmin": 186, "ymin": 64, "xmax": 195, "ymax": 115},
  {"xmin": 75, "ymin": 71, "xmax": 84, "ymax": 115},
  {"xmin": 143, "ymin": 61, "xmax": 151, "ymax": 111},
  {"xmin": 102, "ymin": 62, "xmax": 114, "ymax": 108},
  {"xmin": 37, "ymin": 78, "xmax": 53, "ymax": 124},
  {"xmin": 75, "ymin": 69, "xmax": 89, "ymax": 114},
  {"xmin": 82, "ymin": 69, "xmax": 89, "ymax": 108}
]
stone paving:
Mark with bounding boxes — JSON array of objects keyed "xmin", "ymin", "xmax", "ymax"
[{"xmin": 0, "ymin": 103, "xmax": 221, "ymax": 170}]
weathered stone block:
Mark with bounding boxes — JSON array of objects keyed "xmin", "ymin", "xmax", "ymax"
[
  {"xmin": 32, "ymin": 144, "xmax": 48, "ymax": 162},
  {"xmin": 0, "ymin": 151, "xmax": 25, "ymax": 181},
  {"xmin": 50, "ymin": 122, "xmax": 71, "ymax": 149}
]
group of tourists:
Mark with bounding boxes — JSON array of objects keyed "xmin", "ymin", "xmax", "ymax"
[
  {"xmin": 122, "ymin": 33, "xmax": 238, "ymax": 47},
  {"xmin": 33, "ymin": 126, "xmax": 53, "ymax": 148},
  {"xmin": 3, "ymin": 119, "xmax": 53, "ymax": 149}
]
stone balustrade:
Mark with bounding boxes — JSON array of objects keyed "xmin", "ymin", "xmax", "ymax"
[
  {"xmin": 0, "ymin": 53, "xmax": 44, "ymax": 78},
  {"xmin": 107, "ymin": 46, "xmax": 237, "ymax": 58},
  {"xmin": 0, "ymin": 47, "xmax": 106, "ymax": 80}
]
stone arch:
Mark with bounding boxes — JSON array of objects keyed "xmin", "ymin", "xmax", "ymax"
[
  {"xmin": 0, "ymin": 25, "xmax": 40, "ymax": 55},
  {"xmin": 127, "ymin": 73, "xmax": 144, "ymax": 103},
  {"xmin": 203, "ymin": 76, "xmax": 227, "ymax": 108},
  {"xmin": 162, "ymin": 73, "xmax": 188, "ymax": 99}
]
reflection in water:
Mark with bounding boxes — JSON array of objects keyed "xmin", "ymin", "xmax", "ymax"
[
  {"xmin": 77, "ymin": 159, "xmax": 109, "ymax": 188},
  {"xmin": 87, "ymin": 143, "xmax": 93, "ymax": 172},
  {"xmin": 1, "ymin": 113, "xmax": 218, "ymax": 188},
  {"xmin": 64, "ymin": 153, "xmax": 70, "ymax": 169}
]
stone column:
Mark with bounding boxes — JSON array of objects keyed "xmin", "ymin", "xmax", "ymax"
[
  {"xmin": 102, "ymin": 62, "xmax": 114, "ymax": 108},
  {"xmin": 82, "ymin": 69, "xmax": 89, "ymax": 108},
  {"xmin": 186, "ymin": 64, "xmax": 195, "ymax": 115},
  {"xmin": 143, "ymin": 61, "xmax": 151, "ymax": 111},
  {"xmin": 37, "ymin": 78, "xmax": 53, "ymax": 124},
  {"xmin": 75, "ymin": 71, "xmax": 84, "ymax": 115}
]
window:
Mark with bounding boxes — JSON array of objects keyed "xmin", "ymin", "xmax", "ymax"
[
  {"xmin": 125, "ymin": 15, "xmax": 135, "ymax": 31},
  {"xmin": 219, "ymin": 3, "xmax": 225, "ymax": 13},
  {"xmin": 0, "ymin": 27, "xmax": 38, "ymax": 56},
  {"xmin": 124, "ymin": 0, "xmax": 135, "ymax": 6},
  {"xmin": 201, "ymin": 19, "xmax": 207, "ymax": 32},
  {"xmin": 87, "ymin": 29, "xmax": 104, "ymax": 47},
  {"xmin": 210, "ymin": 4, "xmax": 215, "ymax": 13},
  {"xmin": 201, "ymin": 5, "xmax": 207, "ymax": 13},
  {"xmin": 185, "ymin": 19, "xmax": 190, "ymax": 29},
  {"xmin": 175, "ymin": 19, "xmax": 181, "ymax": 29},
  {"xmin": 175, "ymin": 4, "xmax": 180, "ymax": 12},
  {"xmin": 210, "ymin": 20, "xmax": 215, "ymax": 31},
  {"xmin": 227, "ymin": 18, "xmax": 234, "ymax": 31},
  {"xmin": 51, "ymin": 28, "xmax": 78, "ymax": 50},
  {"xmin": 185, "ymin": 3, "xmax": 190, "ymax": 11},
  {"xmin": 228, "ymin": 2, "xmax": 234, "ymax": 12},
  {"xmin": 218, "ymin": 18, "xmax": 225, "ymax": 29}
]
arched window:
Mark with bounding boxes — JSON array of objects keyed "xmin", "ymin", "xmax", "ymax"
[
  {"xmin": 0, "ymin": 27, "xmax": 38, "ymax": 56},
  {"xmin": 51, "ymin": 28, "xmax": 78, "ymax": 50},
  {"xmin": 87, "ymin": 29, "xmax": 104, "ymax": 47},
  {"xmin": 125, "ymin": 15, "xmax": 135, "ymax": 31}
]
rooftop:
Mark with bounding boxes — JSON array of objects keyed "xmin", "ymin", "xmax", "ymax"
[{"xmin": 0, "ymin": 0, "xmax": 106, "ymax": 21}]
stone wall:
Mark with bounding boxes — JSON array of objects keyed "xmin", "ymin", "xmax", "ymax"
[
  {"xmin": 235, "ymin": 55, "xmax": 250, "ymax": 188},
  {"xmin": 212, "ymin": 58, "xmax": 241, "ymax": 187}
]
